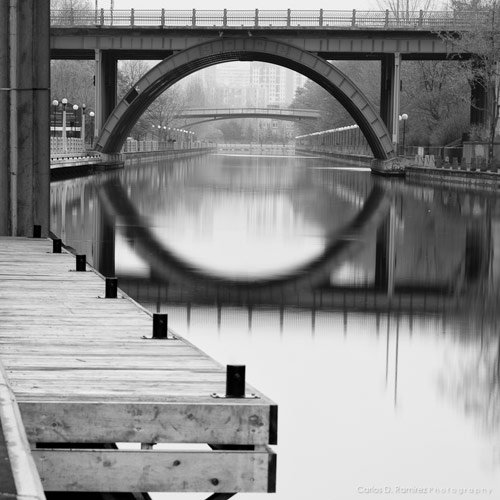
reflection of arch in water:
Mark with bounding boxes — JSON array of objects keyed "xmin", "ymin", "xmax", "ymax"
[
  {"xmin": 94, "ymin": 38, "xmax": 394, "ymax": 159},
  {"xmin": 98, "ymin": 180, "xmax": 389, "ymax": 296}
]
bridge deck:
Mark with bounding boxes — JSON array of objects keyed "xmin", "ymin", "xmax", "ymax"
[{"xmin": 0, "ymin": 237, "xmax": 276, "ymax": 495}]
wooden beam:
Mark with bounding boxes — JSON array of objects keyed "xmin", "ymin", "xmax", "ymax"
[
  {"xmin": 33, "ymin": 447, "xmax": 277, "ymax": 493},
  {"xmin": 0, "ymin": 363, "xmax": 45, "ymax": 499},
  {"xmin": 20, "ymin": 400, "xmax": 278, "ymax": 445}
]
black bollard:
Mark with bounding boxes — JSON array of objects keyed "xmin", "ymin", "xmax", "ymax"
[
  {"xmin": 153, "ymin": 313, "xmax": 169, "ymax": 339},
  {"xmin": 225, "ymin": 365, "xmax": 246, "ymax": 398},
  {"xmin": 105, "ymin": 277, "xmax": 118, "ymax": 298},
  {"xmin": 33, "ymin": 225, "xmax": 41, "ymax": 238},
  {"xmin": 52, "ymin": 238, "xmax": 62, "ymax": 253},
  {"xmin": 76, "ymin": 254, "xmax": 86, "ymax": 272}
]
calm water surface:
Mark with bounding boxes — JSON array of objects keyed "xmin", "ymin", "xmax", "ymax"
[{"xmin": 51, "ymin": 153, "xmax": 500, "ymax": 499}]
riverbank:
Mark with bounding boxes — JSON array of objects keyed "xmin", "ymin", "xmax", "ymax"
[
  {"xmin": 406, "ymin": 164, "xmax": 500, "ymax": 191},
  {"xmin": 295, "ymin": 147, "xmax": 373, "ymax": 165},
  {"xmin": 50, "ymin": 147, "xmax": 216, "ymax": 180}
]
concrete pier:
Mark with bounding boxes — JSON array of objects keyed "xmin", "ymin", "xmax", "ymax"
[{"xmin": 0, "ymin": 0, "xmax": 50, "ymax": 237}]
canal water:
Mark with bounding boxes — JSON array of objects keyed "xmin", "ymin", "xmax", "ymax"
[{"xmin": 51, "ymin": 153, "xmax": 500, "ymax": 499}]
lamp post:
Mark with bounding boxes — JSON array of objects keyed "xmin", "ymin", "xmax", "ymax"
[
  {"xmin": 72, "ymin": 104, "xmax": 79, "ymax": 139},
  {"xmin": 61, "ymin": 98, "xmax": 68, "ymax": 153},
  {"xmin": 81, "ymin": 103, "xmax": 86, "ymax": 143},
  {"xmin": 400, "ymin": 113, "xmax": 408, "ymax": 155},
  {"xmin": 89, "ymin": 111, "xmax": 95, "ymax": 148},
  {"xmin": 51, "ymin": 99, "xmax": 59, "ymax": 137}
]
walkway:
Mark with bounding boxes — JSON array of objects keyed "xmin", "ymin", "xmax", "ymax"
[{"xmin": 0, "ymin": 237, "xmax": 276, "ymax": 495}]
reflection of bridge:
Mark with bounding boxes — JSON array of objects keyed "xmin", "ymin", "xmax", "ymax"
[
  {"xmin": 49, "ymin": 159, "xmax": 495, "ymax": 315},
  {"xmin": 176, "ymin": 107, "xmax": 320, "ymax": 127}
]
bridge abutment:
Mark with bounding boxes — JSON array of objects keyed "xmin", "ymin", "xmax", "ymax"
[
  {"xmin": 94, "ymin": 50, "xmax": 118, "ymax": 140},
  {"xmin": 0, "ymin": 0, "xmax": 50, "ymax": 237}
]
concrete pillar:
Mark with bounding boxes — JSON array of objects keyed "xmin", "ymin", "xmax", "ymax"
[
  {"xmin": 94, "ymin": 49, "xmax": 118, "ymax": 138},
  {"xmin": 0, "ymin": 2, "xmax": 10, "ymax": 234},
  {"xmin": 0, "ymin": 0, "xmax": 50, "ymax": 236},
  {"xmin": 379, "ymin": 53, "xmax": 401, "ymax": 150}
]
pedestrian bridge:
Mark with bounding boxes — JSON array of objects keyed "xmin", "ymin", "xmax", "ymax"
[{"xmin": 176, "ymin": 107, "xmax": 320, "ymax": 126}]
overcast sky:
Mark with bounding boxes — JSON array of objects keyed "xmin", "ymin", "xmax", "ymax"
[{"xmin": 108, "ymin": 0, "xmax": 379, "ymax": 11}]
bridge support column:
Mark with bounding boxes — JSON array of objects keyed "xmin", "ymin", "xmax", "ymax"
[
  {"xmin": 95, "ymin": 50, "xmax": 118, "ymax": 140},
  {"xmin": 380, "ymin": 53, "xmax": 401, "ymax": 151},
  {"xmin": 0, "ymin": 0, "xmax": 50, "ymax": 237}
]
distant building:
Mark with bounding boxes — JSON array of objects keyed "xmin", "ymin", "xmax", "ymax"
[{"xmin": 202, "ymin": 61, "xmax": 308, "ymax": 108}]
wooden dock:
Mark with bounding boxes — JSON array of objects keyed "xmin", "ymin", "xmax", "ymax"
[{"xmin": 0, "ymin": 237, "xmax": 277, "ymax": 497}]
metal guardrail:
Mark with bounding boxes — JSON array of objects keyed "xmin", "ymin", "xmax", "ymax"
[{"xmin": 50, "ymin": 9, "xmax": 492, "ymax": 30}]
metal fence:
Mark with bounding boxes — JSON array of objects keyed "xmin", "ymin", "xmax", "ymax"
[{"xmin": 50, "ymin": 9, "xmax": 492, "ymax": 30}]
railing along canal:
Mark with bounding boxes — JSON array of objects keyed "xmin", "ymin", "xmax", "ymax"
[{"xmin": 50, "ymin": 9, "xmax": 491, "ymax": 30}]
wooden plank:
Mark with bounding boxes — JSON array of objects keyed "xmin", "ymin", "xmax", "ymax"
[
  {"xmin": 7, "ymin": 369, "xmax": 225, "ymax": 381},
  {"xmin": 33, "ymin": 447, "xmax": 276, "ymax": 493},
  {"xmin": 0, "ymin": 236, "xmax": 278, "ymax": 472},
  {"xmin": 0, "ymin": 364, "xmax": 46, "ymax": 499},
  {"xmin": 3, "ymin": 356, "xmax": 220, "ymax": 370},
  {"xmin": 0, "ymin": 344, "xmax": 202, "ymax": 356},
  {"xmin": 20, "ymin": 400, "xmax": 277, "ymax": 445}
]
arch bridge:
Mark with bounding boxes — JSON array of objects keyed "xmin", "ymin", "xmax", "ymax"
[
  {"xmin": 48, "ymin": 8, "xmax": 482, "ymax": 174},
  {"xmin": 0, "ymin": 4, "xmax": 486, "ymax": 236},
  {"xmin": 175, "ymin": 107, "xmax": 321, "ymax": 127}
]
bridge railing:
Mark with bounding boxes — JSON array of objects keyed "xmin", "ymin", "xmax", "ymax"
[
  {"xmin": 177, "ymin": 107, "xmax": 320, "ymax": 118},
  {"xmin": 50, "ymin": 9, "xmax": 488, "ymax": 30}
]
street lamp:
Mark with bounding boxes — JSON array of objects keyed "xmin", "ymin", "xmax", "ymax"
[
  {"xmin": 61, "ymin": 98, "xmax": 68, "ymax": 153},
  {"xmin": 51, "ymin": 99, "xmax": 59, "ymax": 137},
  {"xmin": 400, "ymin": 113, "xmax": 408, "ymax": 155},
  {"xmin": 89, "ymin": 111, "xmax": 95, "ymax": 148},
  {"xmin": 72, "ymin": 104, "xmax": 79, "ymax": 138},
  {"xmin": 81, "ymin": 103, "xmax": 87, "ymax": 143}
]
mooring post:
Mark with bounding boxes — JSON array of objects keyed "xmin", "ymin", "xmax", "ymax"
[
  {"xmin": 52, "ymin": 238, "xmax": 62, "ymax": 253},
  {"xmin": 225, "ymin": 365, "xmax": 245, "ymax": 398},
  {"xmin": 105, "ymin": 277, "xmax": 118, "ymax": 298},
  {"xmin": 153, "ymin": 313, "xmax": 169, "ymax": 339},
  {"xmin": 76, "ymin": 254, "xmax": 86, "ymax": 272},
  {"xmin": 33, "ymin": 225, "xmax": 41, "ymax": 238}
]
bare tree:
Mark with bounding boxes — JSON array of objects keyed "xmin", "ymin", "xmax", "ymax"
[
  {"xmin": 440, "ymin": 0, "xmax": 500, "ymax": 163},
  {"xmin": 401, "ymin": 60, "xmax": 470, "ymax": 145},
  {"xmin": 51, "ymin": 59, "xmax": 95, "ymax": 110},
  {"xmin": 376, "ymin": 0, "xmax": 437, "ymax": 21},
  {"xmin": 117, "ymin": 60, "xmax": 154, "ymax": 100}
]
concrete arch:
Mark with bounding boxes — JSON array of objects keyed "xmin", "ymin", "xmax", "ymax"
[{"xmin": 94, "ymin": 38, "xmax": 395, "ymax": 159}]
